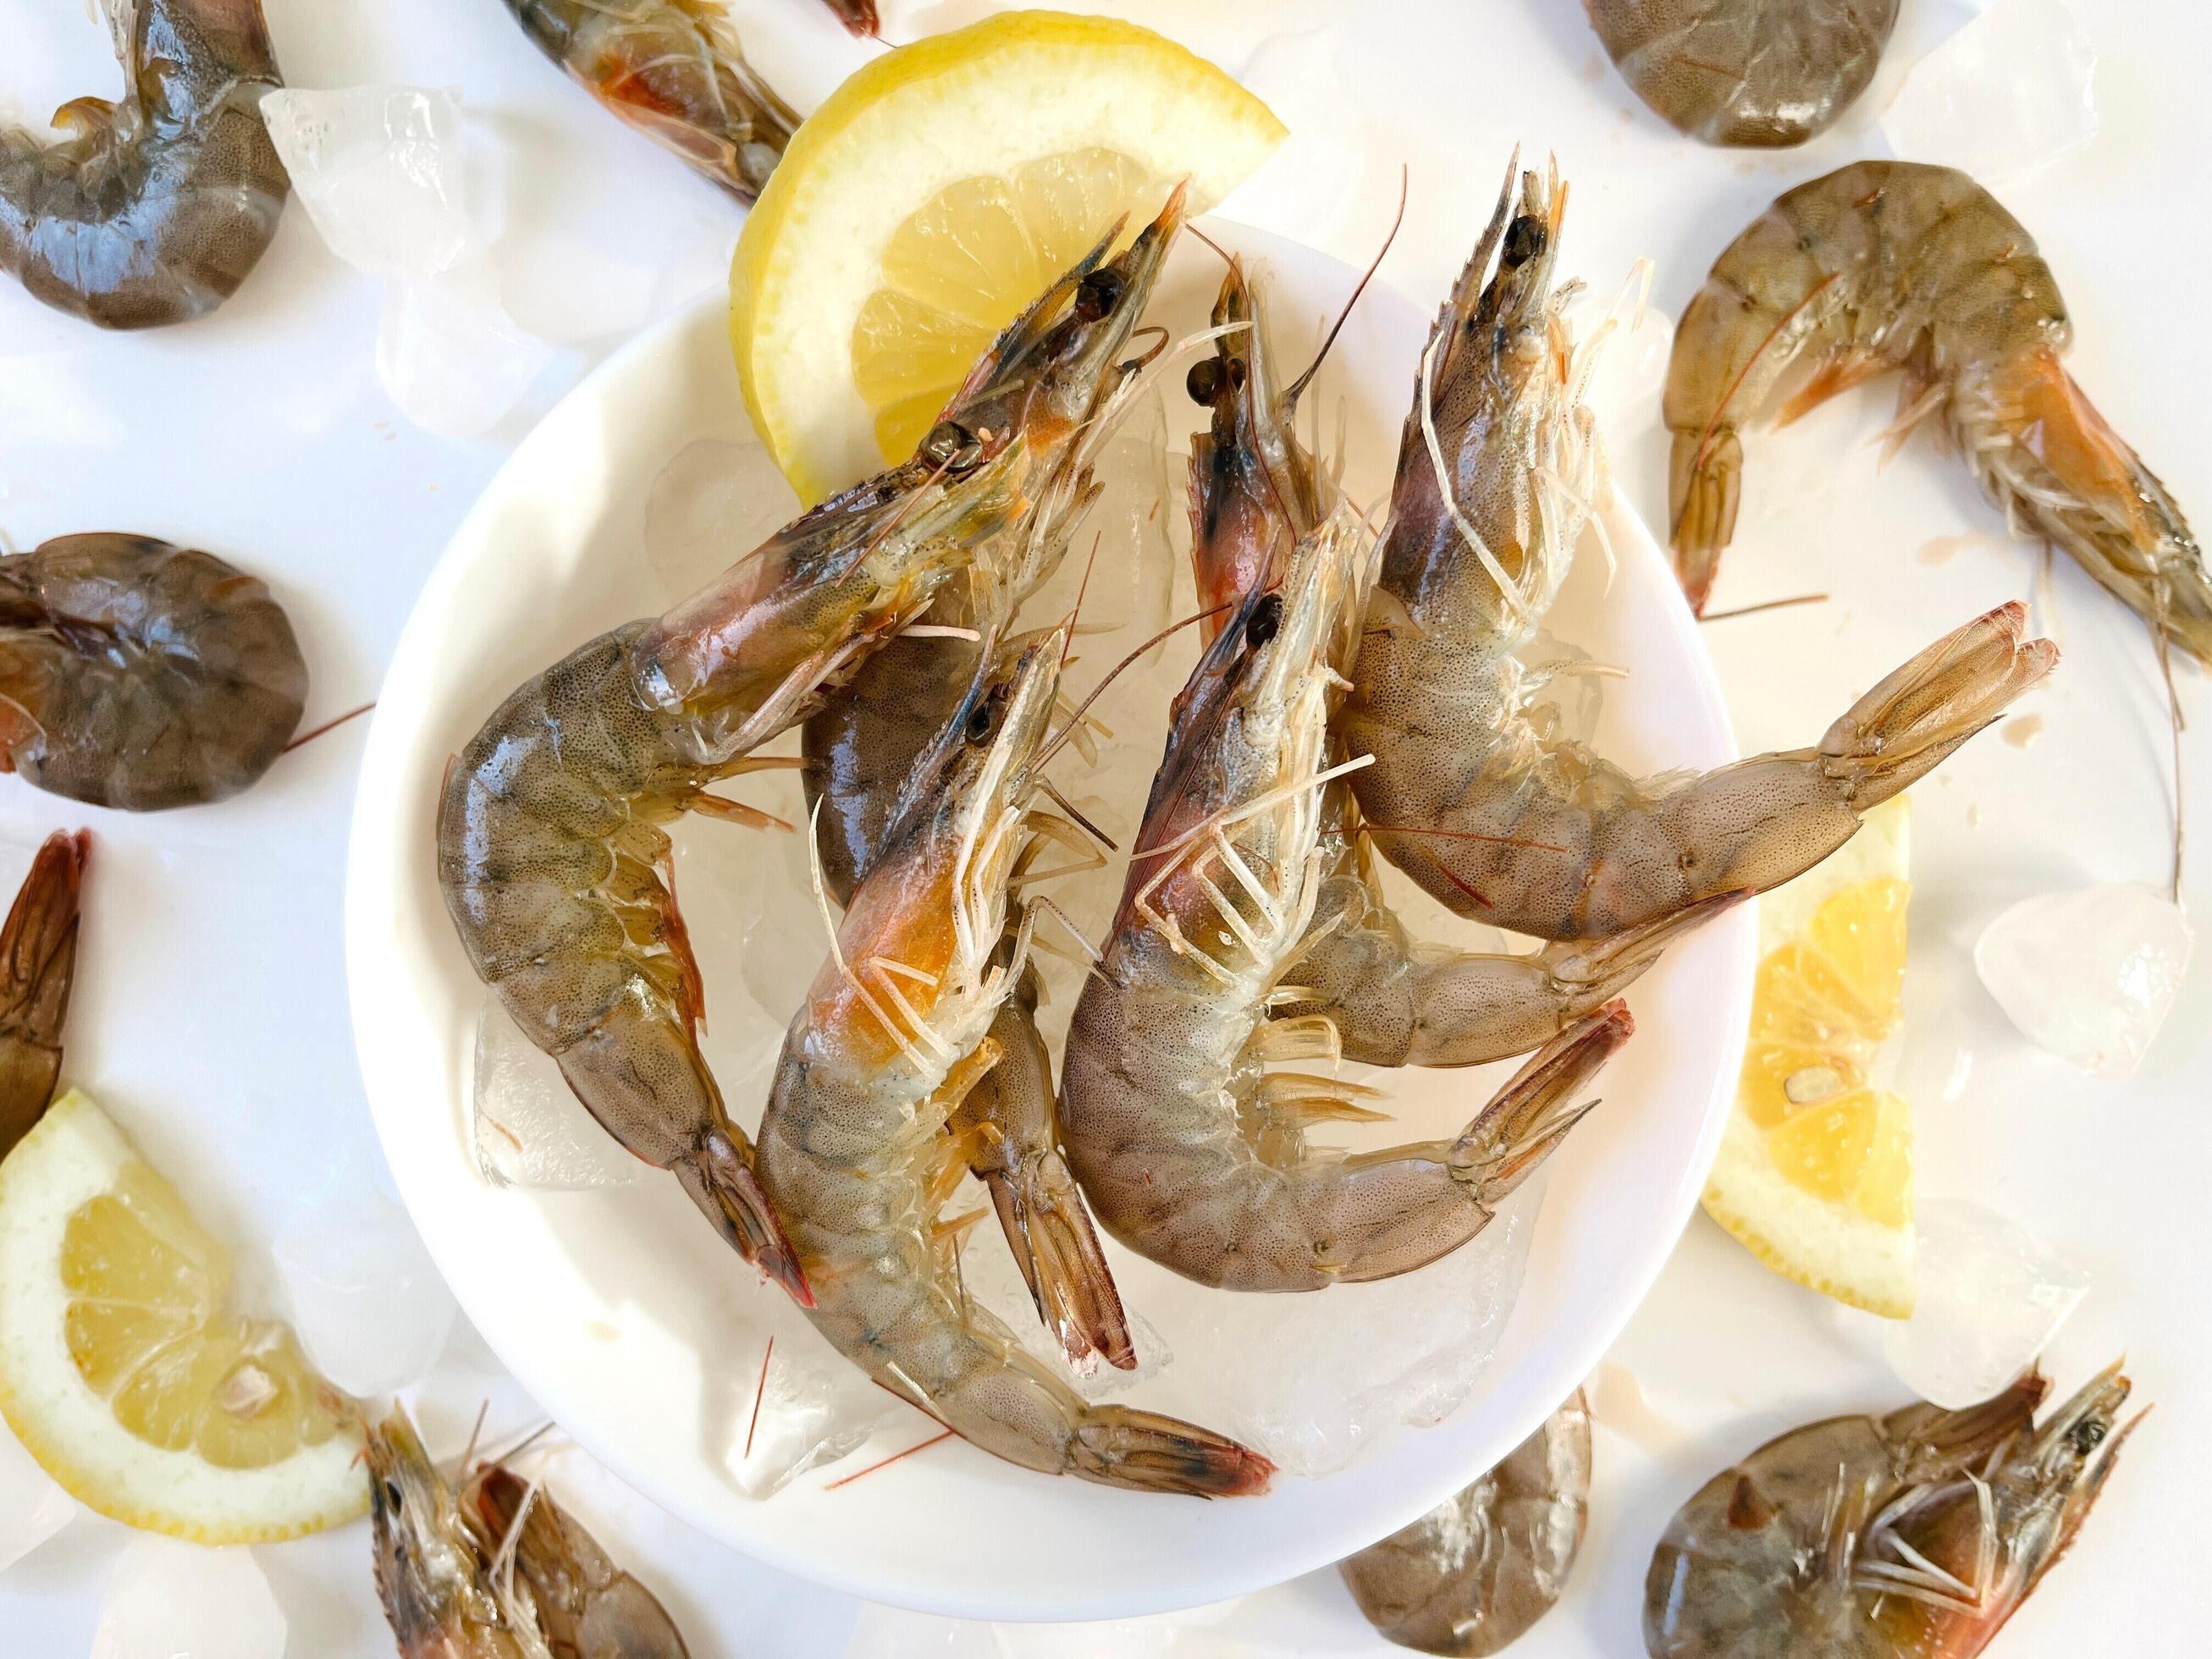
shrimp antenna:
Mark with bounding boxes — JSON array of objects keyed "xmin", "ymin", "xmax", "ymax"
[
  {"xmin": 1038, "ymin": 776, "xmax": 1117, "ymax": 851},
  {"xmin": 1062, "ymin": 532, "xmax": 1106, "ymax": 675},
  {"xmin": 1285, "ymin": 164, "xmax": 1408, "ymax": 410},
  {"xmin": 1034, "ymin": 600, "xmax": 1237, "ymax": 771},
  {"xmin": 1188, "ymin": 223, "xmax": 1235, "ymax": 267}
]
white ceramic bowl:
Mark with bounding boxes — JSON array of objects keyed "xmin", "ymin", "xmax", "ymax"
[{"xmin": 345, "ymin": 223, "xmax": 1753, "ymax": 1620}]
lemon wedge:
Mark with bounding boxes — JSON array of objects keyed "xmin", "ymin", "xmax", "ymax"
[
  {"xmin": 731, "ymin": 9, "xmax": 1285, "ymax": 503},
  {"xmin": 0, "ymin": 1089, "xmax": 367, "ymax": 1542},
  {"xmin": 1702, "ymin": 798, "xmax": 1917, "ymax": 1317}
]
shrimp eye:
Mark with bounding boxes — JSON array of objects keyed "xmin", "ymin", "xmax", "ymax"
[
  {"xmin": 921, "ymin": 421, "xmax": 980, "ymax": 471},
  {"xmin": 1502, "ymin": 214, "xmax": 1547, "ymax": 267},
  {"xmin": 1186, "ymin": 357, "xmax": 1223, "ymax": 405},
  {"xmin": 1075, "ymin": 267, "xmax": 1127, "ymax": 322},
  {"xmin": 2069, "ymin": 1419, "xmax": 2109, "ymax": 1454},
  {"xmin": 1244, "ymin": 592, "xmax": 1283, "ymax": 650},
  {"xmin": 383, "ymin": 1480, "xmax": 404, "ymax": 1512},
  {"xmin": 965, "ymin": 687, "xmax": 1006, "ymax": 743}
]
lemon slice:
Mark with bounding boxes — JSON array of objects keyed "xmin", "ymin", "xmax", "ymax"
[
  {"xmin": 1702, "ymin": 799, "xmax": 1917, "ymax": 1317},
  {"xmin": 731, "ymin": 9, "xmax": 1285, "ymax": 503},
  {"xmin": 0, "ymin": 1089, "xmax": 367, "ymax": 1542}
]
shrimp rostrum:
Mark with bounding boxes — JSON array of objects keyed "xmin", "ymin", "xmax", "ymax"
[
  {"xmin": 1666, "ymin": 160, "xmax": 2212, "ymax": 664},
  {"xmin": 758, "ymin": 636, "xmax": 1271, "ymax": 1494},
  {"xmin": 439, "ymin": 200, "xmax": 1182, "ymax": 1307},
  {"xmin": 1185, "ymin": 254, "xmax": 1744, "ymax": 1071},
  {"xmin": 1, "ymin": 0, "xmax": 289, "ymax": 328},
  {"xmin": 1339, "ymin": 159, "xmax": 2058, "ymax": 945},
  {"xmin": 1646, "ymin": 1363, "xmax": 2140, "ymax": 1658},
  {"xmin": 1061, "ymin": 507, "xmax": 1634, "ymax": 1293}
]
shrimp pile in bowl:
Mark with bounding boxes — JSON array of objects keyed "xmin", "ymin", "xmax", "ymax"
[{"xmin": 431, "ymin": 148, "xmax": 2064, "ymax": 1504}]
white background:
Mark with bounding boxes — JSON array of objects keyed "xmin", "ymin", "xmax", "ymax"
[{"xmin": 3, "ymin": 0, "xmax": 2207, "ymax": 1654}]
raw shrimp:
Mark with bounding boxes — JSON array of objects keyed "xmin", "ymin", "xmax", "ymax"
[
  {"xmin": 758, "ymin": 637, "xmax": 1270, "ymax": 1492},
  {"xmin": 439, "ymin": 204, "xmax": 1180, "ymax": 1307},
  {"xmin": 1187, "ymin": 256, "xmax": 1748, "ymax": 1066},
  {"xmin": 819, "ymin": 0, "xmax": 880, "ymax": 37},
  {"xmin": 803, "ymin": 526, "xmax": 1135, "ymax": 1371},
  {"xmin": 367, "ymin": 1411, "xmax": 688, "ymax": 1659},
  {"xmin": 1665, "ymin": 161, "xmax": 2212, "ymax": 665},
  {"xmin": 1585, "ymin": 1, "xmax": 1898, "ymax": 148},
  {"xmin": 1, "ymin": 0, "xmax": 288, "ymax": 328},
  {"xmin": 1338, "ymin": 1389, "xmax": 1591, "ymax": 1656},
  {"xmin": 0, "ymin": 830, "xmax": 87, "ymax": 1162},
  {"xmin": 1338, "ymin": 162, "xmax": 2056, "ymax": 943},
  {"xmin": 0, "ymin": 534, "xmax": 308, "ymax": 812},
  {"xmin": 1645, "ymin": 1364, "xmax": 2138, "ymax": 1657},
  {"xmin": 500, "ymin": 0, "xmax": 798, "ymax": 202},
  {"xmin": 1060, "ymin": 510, "xmax": 1634, "ymax": 1292}
]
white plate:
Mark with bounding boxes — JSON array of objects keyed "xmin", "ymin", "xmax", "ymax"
[{"xmin": 345, "ymin": 222, "xmax": 1754, "ymax": 1620}]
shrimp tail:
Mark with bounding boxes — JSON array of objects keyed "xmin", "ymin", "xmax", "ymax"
[
  {"xmin": 1545, "ymin": 888, "xmax": 1751, "ymax": 1000},
  {"xmin": 1451, "ymin": 1001, "xmax": 1633, "ymax": 1203},
  {"xmin": 986, "ymin": 1154, "xmax": 1136, "ymax": 1371},
  {"xmin": 675, "ymin": 1134, "xmax": 813, "ymax": 1308},
  {"xmin": 1668, "ymin": 427, "xmax": 1742, "ymax": 614},
  {"xmin": 1818, "ymin": 600, "xmax": 2057, "ymax": 808},
  {"xmin": 819, "ymin": 0, "xmax": 880, "ymax": 37},
  {"xmin": 1068, "ymin": 1405, "xmax": 1275, "ymax": 1496},
  {"xmin": 0, "ymin": 828, "xmax": 87, "ymax": 1160}
]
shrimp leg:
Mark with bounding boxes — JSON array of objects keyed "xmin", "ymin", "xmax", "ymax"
[{"xmin": 0, "ymin": 830, "xmax": 87, "ymax": 1161}]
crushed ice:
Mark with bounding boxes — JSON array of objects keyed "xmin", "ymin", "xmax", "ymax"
[
  {"xmin": 1878, "ymin": 0, "xmax": 2100, "ymax": 187},
  {"xmin": 1972, "ymin": 882, "xmax": 2193, "ymax": 1081},
  {"xmin": 1884, "ymin": 1199, "xmax": 2088, "ymax": 1409}
]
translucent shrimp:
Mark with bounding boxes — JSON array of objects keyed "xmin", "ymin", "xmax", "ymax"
[
  {"xmin": 1586, "ymin": 1, "xmax": 1899, "ymax": 147},
  {"xmin": 1186, "ymin": 255, "xmax": 1747, "ymax": 1067},
  {"xmin": 367, "ymin": 1410, "xmax": 688, "ymax": 1659},
  {"xmin": 1338, "ymin": 1389, "xmax": 1591, "ymax": 1656},
  {"xmin": 0, "ymin": 534, "xmax": 309, "ymax": 812},
  {"xmin": 438, "ymin": 206, "xmax": 1179, "ymax": 1308},
  {"xmin": 0, "ymin": 830, "xmax": 87, "ymax": 1163},
  {"xmin": 1338, "ymin": 160, "xmax": 2057, "ymax": 943},
  {"xmin": 1665, "ymin": 160, "xmax": 2212, "ymax": 666},
  {"xmin": 1059, "ymin": 510, "xmax": 1634, "ymax": 1292},
  {"xmin": 499, "ymin": 0, "xmax": 799, "ymax": 202},
  {"xmin": 802, "ymin": 501, "xmax": 1138, "ymax": 1372},
  {"xmin": 1645, "ymin": 1363, "xmax": 2139, "ymax": 1658},
  {"xmin": 758, "ymin": 637, "xmax": 1270, "ymax": 1494},
  {"xmin": 1, "ymin": 0, "xmax": 289, "ymax": 328}
]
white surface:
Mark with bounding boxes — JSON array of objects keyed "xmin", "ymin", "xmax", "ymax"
[
  {"xmin": 1, "ymin": 0, "xmax": 2207, "ymax": 1653},
  {"xmin": 345, "ymin": 231, "xmax": 1747, "ymax": 1616}
]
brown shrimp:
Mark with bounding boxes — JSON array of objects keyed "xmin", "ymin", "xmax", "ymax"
[
  {"xmin": 1059, "ymin": 509, "xmax": 1633, "ymax": 1292},
  {"xmin": 1666, "ymin": 160, "xmax": 2212, "ymax": 666},
  {"xmin": 438, "ymin": 203, "xmax": 1180, "ymax": 1309},
  {"xmin": 499, "ymin": 0, "xmax": 798, "ymax": 203},
  {"xmin": 819, "ymin": 0, "xmax": 879, "ymax": 37},
  {"xmin": 758, "ymin": 637, "xmax": 1269, "ymax": 1494},
  {"xmin": 1645, "ymin": 1363, "xmax": 2139, "ymax": 1657},
  {"xmin": 1338, "ymin": 160, "xmax": 2056, "ymax": 944},
  {"xmin": 1185, "ymin": 256, "xmax": 1746, "ymax": 1068},
  {"xmin": 0, "ymin": 534, "xmax": 308, "ymax": 812},
  {"xmin": 0, "ymin": 830, "xmax": 87, "ymax": 1163},
  {"xmin": 1585, "ymin": 1, "xmax": 1899, "ymax": 147},
  {"xmin": 1, "ymin": 0, "xmax": 288, "ymax": 329},
  {"xmin": 465, "ymin": 1463, "xmax": 690, "ymax": 1659},
  {"xmin": 1338, "ymin": 1389, "xmax": 1591, "ymax": 1656}
]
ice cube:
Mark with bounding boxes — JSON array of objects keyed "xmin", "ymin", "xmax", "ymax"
[
  {"xmin": 261, "ymin": 87, "xmax": 472, "ymax": 281},
  {"xmin": 1564, "ymin": 284, "xmax": 1672, "ymax": 424},
  {"xmin": 473, "ymin": 999, "xmax": 645, "ymax": 1191},
  {"xmin": 957, "ymin": 1209, "xmax": 1172, "ymax": 1397},
  {"xmin": 376, "ymin": 264, "xmax": 562, "ymax": 438},
  {"xmin": 1885, "ymin": 1199, "xmax": 2088, "ymax": 1409},
  {"xmin": 725, "ymin": 1312, "xmax": 896, "ymax": 1498},
  {"xmin": 0, "ymin": 1421, "xmax": 74, "ymax": 1574},
  {"xmin": 1972, "ymin": 882, "xmax": 2193, "ymax": 1080},
  {"xmin": 499, "ymin": 213, "xmax": 736, "ymax": 345},
  {"xmin": 1878, "ymin": 0, "xmax": 2099, "ymax": 187},
  {"xmin": 643, "ymin": 437, "xmax": 803, "ymax": 605},
  {"xmin": 91, "ymin": 1535, "xmax": 285, "ymax": 1659},
  {"xmin": 273, "ymin": 1193, "xmax": 459, "ymax": 1396}
]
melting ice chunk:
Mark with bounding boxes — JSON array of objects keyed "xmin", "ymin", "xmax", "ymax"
[
  {"xmin": 261, "ymin": 87, "xmax": 472, "ymax": 281},
  {"xmin": 1884, "ymin": 1199, "xmax": 2088, "ymax": 1409},
  {"xmin": 1878, "ymin": 0, "xmax": 2099, "ymax": 187},
  {"xmin": 1972, "ymin": 882, "xmax": 2193, "ymax": 1081},
  {"xmin": 91, "ymin": 1535, "xmax": 285, "ymax": 1659},
  {"xmin": 273, "ymin": 1193, "xmax": 459, "ymax": 1396},
  {"xmin": 473, "ymin": 1000, "xmax": 644, "ymax": 1191},
  {"xmin": 376, "ymin": 267, "xmax": 560, "ymax": 438},
  {"xmin": 643, "ymin": 436, "xmax": 803, "ymax": 606},
  {"xmin": 0, "ymin": 1422, "xmax": 74, "ymax": 1574},
  {"xmin": 725, "ymin": 1315, "xmax": 896, "ymax": 1499}
]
